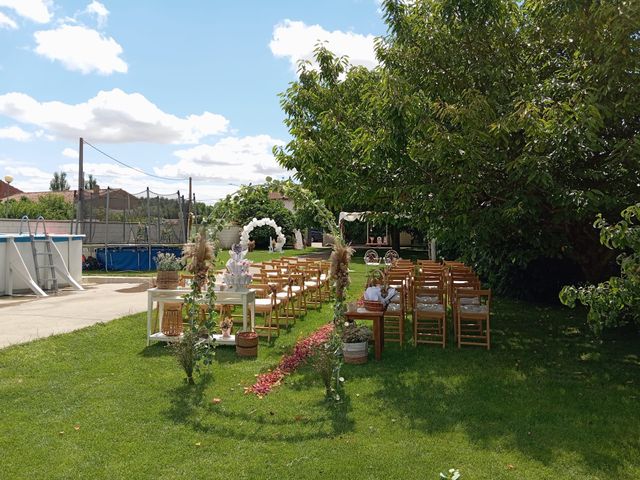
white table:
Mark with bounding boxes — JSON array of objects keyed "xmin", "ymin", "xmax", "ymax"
[{"xmin": 146, "ymin": 287, "xmax": 256, "ymax": 346}]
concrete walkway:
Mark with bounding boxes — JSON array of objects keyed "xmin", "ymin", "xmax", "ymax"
[{"xmin": 0, "ymin": 281, "xmax": 149, "ymax": 349}]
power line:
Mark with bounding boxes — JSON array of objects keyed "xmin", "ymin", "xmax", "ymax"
[{"xmin": 83, "ymin": 139, "xmax": 186, "ymax": 182}]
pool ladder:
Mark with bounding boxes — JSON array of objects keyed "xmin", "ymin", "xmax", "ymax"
[{"xmin": 20, "ymin": 216, "xmax": 58, "ymax": 292}]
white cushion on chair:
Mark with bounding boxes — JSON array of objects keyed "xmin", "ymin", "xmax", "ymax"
[
  {"xmin": 460, "ymin": 304, "xmax": 488, "ymax": 314},
  {"xmin": 416, "ymin": 303, "xmax": 444, "ymax": 313},
  {"xmin": 459, "ymin": 297, "xmax": 480, "ymax": 305},
  {"xmin": 386, "ymin": 303, "xmax": 402, "ymax": 313},
  {"xmin": 416, "ymin": 295, "xmax": 439, "ymax": 303}
]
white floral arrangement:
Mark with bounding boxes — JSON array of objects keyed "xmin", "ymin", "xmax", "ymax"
[
  {"xmin": 240, "ymin": 217, "xmax": 286, "ymax": 253},
  {"xmin": 223, "ymin": 243, "xmax": 252, "ymax": 290}
]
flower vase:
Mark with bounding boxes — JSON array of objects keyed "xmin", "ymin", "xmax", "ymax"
[{"xmin": 222, "ymin": 327, "xmax": 232, "ymax": 338}]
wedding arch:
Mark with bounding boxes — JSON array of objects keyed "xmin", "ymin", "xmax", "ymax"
[{"xmin": 240, "ymin": 217, "xmax": 286, "ymax": 252}]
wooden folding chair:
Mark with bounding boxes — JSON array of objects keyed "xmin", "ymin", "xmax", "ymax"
[
  {"xmin": 456, "ymin": 289, "xmax": 491, "ymax": 349},
  {"xmin": 251, "ymin": 283, "xmax": 281, "ymax": 341},
  {"xmin": 413, "ymin": 287, "xmax": 446, "ymax": 348},
  {"xmin": 383, "ymin": 285, "xmax": 405, "ymax": 345}
]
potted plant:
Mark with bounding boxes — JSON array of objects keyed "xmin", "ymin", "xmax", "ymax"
[
  {"xmin": 220, "ymin": 316, "xmax": 233, "ymax": 338},
  {"xmin": 154, "ymin": 252, "xmax": 182, "ymax": 289},
  {"xmin": 341, "ymin": 323, "xmax": 373, "ymax": 364}
]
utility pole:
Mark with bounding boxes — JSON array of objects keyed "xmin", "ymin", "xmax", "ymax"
[
  {"xmin": 77, "ymin": 137, "xmax": 84, "ymax": 235},
  {"xmin": 186, "ymin": 176, "xmax": 192, "ymax": 239}
]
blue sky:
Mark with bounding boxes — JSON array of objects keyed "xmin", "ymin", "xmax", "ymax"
[{"xmin": 0, "ymin": 0, "xmax": 385, "ymax": 202}]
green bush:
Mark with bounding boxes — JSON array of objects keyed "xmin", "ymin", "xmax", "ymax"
[
  {"xmin": 1, "ymin": 194, "xmax": 75, "ymax": 220},
  {"xmin": 209, "ymin": 184, "xmax": 295, "ymax": 248},
  {"xmin": 560, "ymin": 203, "xmax": 640, "ymax": 334}
]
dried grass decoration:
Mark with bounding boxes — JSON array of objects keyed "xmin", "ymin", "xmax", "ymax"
[
  {"xmin": 182, "ymin": 226, "xmax": 214, "ymax": 289},
  {"xmin": 330, "ymin": 240, "xmax": 354, "ymax": 301}
]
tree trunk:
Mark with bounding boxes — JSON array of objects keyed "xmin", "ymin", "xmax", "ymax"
[
  {"xmin": 567, "ymin": 223, "xmax": 618, "ymax": 282},
  {"xmin": 391, "ymin": 226, "xmax": 401, "ymax": 252}
]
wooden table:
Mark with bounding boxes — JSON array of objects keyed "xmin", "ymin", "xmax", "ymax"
[
  {"xmin": 146, "ymin": 287, "xmax": 255, "ymax": 346},
  {"xmin": 345, "ymin": 308, "xmax": 385, "ymax": 361}
]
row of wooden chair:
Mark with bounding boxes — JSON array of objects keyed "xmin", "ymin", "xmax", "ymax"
[
  {"xmin": 366, "ymin": 258, "xmax": 491, "ymax": 349},
  {"xmin": 249, "ymin": 258, "xmax": 332, "ymax": 341}
]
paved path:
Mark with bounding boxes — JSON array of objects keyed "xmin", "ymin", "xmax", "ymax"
[{"xmin": 0, "ymin": 282, "xmax": 148, "ymax": 349}]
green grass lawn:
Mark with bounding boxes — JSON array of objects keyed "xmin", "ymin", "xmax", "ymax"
[{"xmin": 1, "ymin": 254, "xmax": 639, "ymax": 479}]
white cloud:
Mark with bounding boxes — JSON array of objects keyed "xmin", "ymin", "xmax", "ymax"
[
  {"xmin": 270, "ymin": 19, "xmax": 378, "ymax": 71},
  {"xmin": 85, "ymin": 1, "xmax": 109, "ymax": 28},
  {"xmin": 0, "ymin": 88, "xmax": 229, "ymax": 144},
  {"xmin": 5, "ymin": 148, "xmax": 280, "ymax": 203},
  {"xmin": 34, "ymin": 24, "xmax": 127, "ymax": 75},
  {"xmin": 3, "ymin": 165, "xmax": 52, "ymax": 192},
  {"xmin": 0, "ymin": 11, "xmax": 17, "ymax": 29},
  {"xmin": 156, "ymin": 135, "xmax": 290, "ymax": 185},
  {"xmin": 62, "ymin": 147, "xmax": 77, "ymax": 158},
  {"xmin": 0, "ymin": 125, "xmax": 32, "ymax": 141},
  {"xmin": 0, "ymin": 0, "xmax": 52, "ymax": 24}
]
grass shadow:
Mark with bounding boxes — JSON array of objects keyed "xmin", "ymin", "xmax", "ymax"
[
  {"xmin": 163, "ymin": 371, "xmax": 213, "ymax": 425},
  {"xmin": 361, "ymin": 297, "xmax": 640, "ymax": 478}
]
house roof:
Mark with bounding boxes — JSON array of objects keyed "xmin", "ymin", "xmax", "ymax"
[
  {"xmin": 2, "ymin": 188, "xmax": 140, "ymax": 209},
  {"xmin": 0, "ymin": 180, "xmax": 23, "ymax": 199}
]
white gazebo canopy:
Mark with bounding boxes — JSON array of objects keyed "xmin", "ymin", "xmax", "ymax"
[{"xmin": 338, "ymin": 211, "xmax": 369, "ymax": 224}]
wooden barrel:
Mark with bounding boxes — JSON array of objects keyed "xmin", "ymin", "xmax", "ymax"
[{"xmin": 236, "ymin": 332, "xmax": 258, "ymax": 357}]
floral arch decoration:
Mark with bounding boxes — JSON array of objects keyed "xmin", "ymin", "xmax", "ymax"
[{"xmin": 240, "ymin": 217, "xmax": 286, "ymax": 253}]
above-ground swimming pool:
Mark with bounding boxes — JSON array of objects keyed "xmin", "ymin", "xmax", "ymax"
[
  {"xmin": 94, "ymin": 245, "xmax": 183, "ymax": 271},
  {"xmin": 0, "ymin": 233, "xmax": 83, "ymax": 296}
]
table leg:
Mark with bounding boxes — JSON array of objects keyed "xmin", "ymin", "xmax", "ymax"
[
  {"xmin": 379, "ymin": 315, "xmax": 384, "ymax": 355},
  {"xmin": 146, "ymin": 294, "xmax": 152, "ymax": 346},
  {"xmin": 373, "ymin": 315, "xmax": 383, "ymax": 361},
  {"xmin": 242, "ymin": 298, "xmax": 248, "ymax": 332}
]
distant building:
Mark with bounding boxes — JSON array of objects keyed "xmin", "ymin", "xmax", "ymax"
[
  {"xmin": 268, "ymin": 191, "xmax": 294, "ymax": 212},
  {"xmin": 82, "ymin": 186, "xmax": 141, "ymax": 211},
  {"xmin": 2, "ymin": 186, "xmax": 141, "ymax": 211}
]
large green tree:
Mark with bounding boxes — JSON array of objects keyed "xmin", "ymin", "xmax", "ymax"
[{"xmin": 276, "ymin": 0, "xmax": 640, "ymax": 298}]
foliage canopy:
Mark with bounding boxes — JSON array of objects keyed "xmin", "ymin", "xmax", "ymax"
[
  {"xmin": 275, "ymin": 0, "xmax": 640, "ymax": 298},
  {"xmin": 50, "ymin": 171, "xmax": 70, "ymax": 191},
  {"xmin": 1, "ymin": 193, "xmax": 75, "ymax": 220}
]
